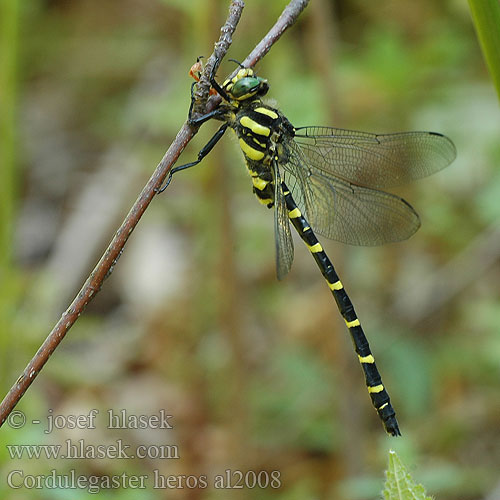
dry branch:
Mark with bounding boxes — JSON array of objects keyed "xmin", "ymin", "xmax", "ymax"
[{"xmin": 0, "ymin": 0, "xmax": 310, "ymax": 426}]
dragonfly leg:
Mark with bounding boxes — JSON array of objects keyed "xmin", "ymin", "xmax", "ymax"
[{"xmin": 156, "ymin": 122, "xmax": 229, "ymax": 193}]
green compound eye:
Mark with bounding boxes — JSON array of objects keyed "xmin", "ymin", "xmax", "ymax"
[{"xmin": 230, "ymin": 76, "xmax": 266, "ymax": 99}]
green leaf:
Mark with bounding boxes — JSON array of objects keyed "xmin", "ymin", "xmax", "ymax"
[
  {"xmin": 468, "ymin": 0, "xmax": 500, "ymax": 102},
  {"xmin": 382, "ymin": 450, "xmax": 432, "ymax": 500}
]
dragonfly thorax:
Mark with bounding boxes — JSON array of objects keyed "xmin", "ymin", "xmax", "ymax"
[{"xmin": 226, "ymin": 100, "xmax": 294, "ymax": 208}]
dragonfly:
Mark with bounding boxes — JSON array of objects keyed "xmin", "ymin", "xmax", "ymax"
[{"xmin": 159, "ymin": 59, "xmax": 456, "ymax": 435}]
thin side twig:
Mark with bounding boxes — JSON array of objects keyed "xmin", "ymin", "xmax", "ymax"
[
  {"xmin": 200, "ymin": 0, "xmax": 310, "ymax": 116},
  {"xmin": 0, "ymin": 0, "xmax": 310, "ymax": 426}
]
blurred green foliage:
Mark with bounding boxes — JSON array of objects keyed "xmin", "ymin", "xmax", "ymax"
[
  {"xmin": 1, "ymin": 1, "xmax": 500, "ymax": 499},
  {"xmin": 468, "ymin": 0, "xmax": 500, "ymax": 101}
]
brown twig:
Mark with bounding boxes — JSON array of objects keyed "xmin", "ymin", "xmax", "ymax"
[
  {"xmin": 200, "ymin": 0, "xmax": 310, "ymax": 116},
  {"xmin": 0, "ymin": 0, "xmax": 310, "ymax": 426}
]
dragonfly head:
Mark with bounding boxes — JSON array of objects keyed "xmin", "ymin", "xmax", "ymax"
[{"xmin": 222, "ymin": 68, "xmax": 269, "ymax": 102}]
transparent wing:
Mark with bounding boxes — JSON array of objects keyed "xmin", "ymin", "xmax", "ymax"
[
  {"xmin": 293, "ymin": 127, "xmax": 456, "ymax": 189},
  {"xmin": 281, "ymin": 139, "xmax": 421, "ymax": 245},
  {"xmin": 274, "ymin": 164, "xmax": 294, "ymax": 280}
]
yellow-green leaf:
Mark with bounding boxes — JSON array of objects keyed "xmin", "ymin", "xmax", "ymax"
[{"xmin": 383, "ymin": 450, "xmax": 432, "ymax": 500}]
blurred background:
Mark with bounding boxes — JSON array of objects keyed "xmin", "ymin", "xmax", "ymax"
[{"xmin": 1, "ymin": 0, "xmax": 500, "ymax": 499}]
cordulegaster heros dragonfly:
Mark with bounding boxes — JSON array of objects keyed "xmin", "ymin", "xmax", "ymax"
[{"xmin": 159, "ymin": 60, "xmax": 456, "ymax": 436}]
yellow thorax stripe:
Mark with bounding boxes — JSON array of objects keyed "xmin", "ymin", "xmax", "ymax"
[
  {"xmin": 238, "ymin": 138, "xmax": 265, "ymax": 161},
  {"xmin": 252, "ymin": 176, "xmax": 268, "ymax": 191},
  {"xmin": 254, "ymin": 107, "xmax": 278, "ymax": 119},
  {"xmin": 257, "ymin": 197, "xmax": 272, "ymax": 205},
  {"xmin": 240, "ymin": 116, "xmax": 271, "ymax": 137}
]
